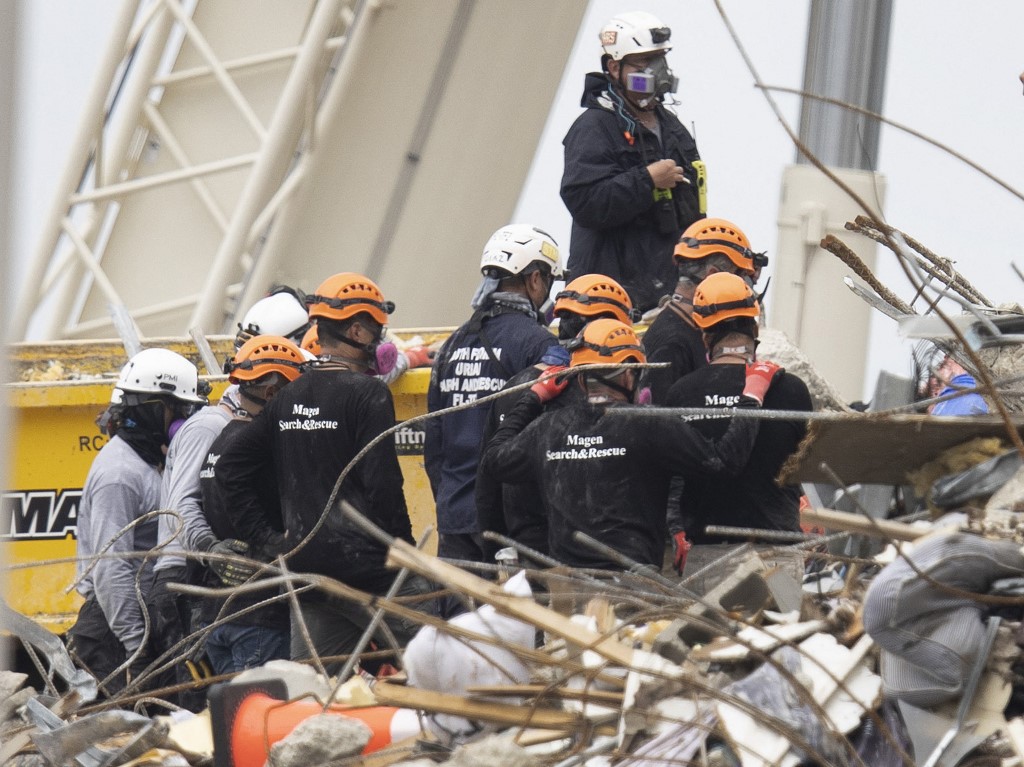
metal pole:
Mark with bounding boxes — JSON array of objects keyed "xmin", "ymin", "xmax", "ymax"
[
  {"xmin": 797, "ymin": 0, "xmax": 893, "ymax": 170},
  {"xmin": 12, "ymin": 0, "xmax": 139, "ymax": 340},
  {"xmin": 231, "ymin": 0, "xmax": 376, "ymax": 321},
  {"xmin": 189, "ymin": 0, "xmax": 346, "ymax": 333}
]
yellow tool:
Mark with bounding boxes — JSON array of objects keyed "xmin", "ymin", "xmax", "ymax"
[{"xmin": 692, "ymin": 160, "xmax": 707, "ymax": 214}]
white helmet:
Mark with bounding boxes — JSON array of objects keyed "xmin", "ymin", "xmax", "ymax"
[
  {"xmin": 238, "ymin": 290, "xmax": 310, "ymax": 346},
  {"xmin": 480, "ymin": 224, "xmax": 563, "ymax": 279},
  {"xmin": 599, "ymin": 11, "xmax": 672, "ymax": 61},
  {"xmin": 115, "ymin": 348, "xmax": 205, "ymax": 403}
]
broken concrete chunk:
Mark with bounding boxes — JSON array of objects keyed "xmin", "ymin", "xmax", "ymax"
[
  {"xmin": 446, "ymin": 734, "xmax": 541, "ymax": 767},
  {"xmin": 234, "ymin": 660, "xmax": 333, "ymax": 704},
  {"xmin": 0, "ymin": 686, "xmax": 37, "ymax": 726},
  {"xmin": 764, "ymin": 568, "xmax": 804, "ymax": 615},
  {"xmin": 0, "ymin": 671, "xmax": 29, "ymax": 702},
  {"xmin": 267, "ymin": 713, "xmax": 372, "ymax": 767}
]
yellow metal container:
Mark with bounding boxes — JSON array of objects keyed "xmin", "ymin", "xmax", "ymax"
[{"xmin": 3, "ymin": 337, "xmax": 439, "ymax": 633}]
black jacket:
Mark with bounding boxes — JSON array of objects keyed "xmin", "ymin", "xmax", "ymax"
[
  {"xmin": 475, "ymin": 367, "xmax": 583, "ymax": 558},
  {"xmin": 561, "ymin": 73, "xmax": 703, "ymax": 312},
  {"xmin": 642, "ymin": 300, "xmax": 708, "ymax": 404},
  {"xmin": 480, "ymin": 394, "xmax": 758, "ymax": 569},
  {"xmin": 199, "ymin": 419, "xmax": 288, "ymax": 628},
  {"xmin": 217, "ymin": 365, "xmax": 413, "ymax": 595},
  {"xmin": 666, "ymin": 364, "xmax": 812, "ymax": 543},
  {"xmin": 425, "ymin": 302, "xmax": 565, "ymax": 534}
]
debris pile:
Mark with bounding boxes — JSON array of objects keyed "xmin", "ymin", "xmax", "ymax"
[
  {"xmin": 6, "ymin": 485, "xmax": 1024, "ymax": 767},
  {"xmin": 7, "ymin": 219, "xmax": 1024, "ymax": 766}
]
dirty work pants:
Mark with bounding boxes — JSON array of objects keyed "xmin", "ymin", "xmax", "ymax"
[
  {"xmin": 436, "ymin": 533, "xmax": 486, "ymax": 618},
  {"xmin": 290, "ymin": 575, "xmax": 436, "ymax": 675},
  {"xmin": 67, "ymin": 596, "xmax": 148, "ymax": 699},
  {"xmin": 205, "ymin": 622, "xmax": 289, "ymax": 675}
]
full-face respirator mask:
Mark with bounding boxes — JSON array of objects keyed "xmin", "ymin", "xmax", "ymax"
[{"xmin": 625, "ymin": 56, "xmax": 678, "ymax": 103}]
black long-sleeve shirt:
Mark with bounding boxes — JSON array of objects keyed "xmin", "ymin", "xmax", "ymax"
[
  {"xmin": 216, "ymin": 365, "xmax": 412, "ymax": 595},
  {"xmin": 481, "ymin": 395, "xmax": 758, "ymax": 569}
]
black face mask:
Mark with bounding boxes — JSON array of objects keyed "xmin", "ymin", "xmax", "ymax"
[
  {"xmin": 117, "ymin": 399, "xmax": 170, "ymax": 467},
  {"xmin": 558, "ymin": 314, "xmax": 588, "ymax": 342}
]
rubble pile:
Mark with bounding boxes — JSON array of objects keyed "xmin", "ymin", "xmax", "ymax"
[
  {"xmin": 6, "ymin": 494, "xmax": 1024, "ymax": 767},
  {"xmin": 8, "ymin": 223, "xmax": 1024, "ymax": 766}
]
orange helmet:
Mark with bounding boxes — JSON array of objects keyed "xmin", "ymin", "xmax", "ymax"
[
  {"xmin": 554, "ymin": 274, "xmax": 638, "ymax": 325},
  {"xmin": 568, "ymin": 318, "xmax": 646, "ymax": 367},
  {"xmin": 300, "ymin": 325, "xmax": 321, "ymax": 356},
  {"xmin": 691, "ymin": 272, "xmax": 760, "ymax": 329},
  {"xmin": 306, "ymin": 272, "xmax": 394, "ymax": 325},
  {"xmin": 224, "ymin": 335, "xmax": 306, "ymax": 383},
  {"xmin": 673, "ymin": 218, "xmax": 766, "ymax": 274}
]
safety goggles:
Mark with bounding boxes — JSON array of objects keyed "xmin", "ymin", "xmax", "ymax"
[
  {"xmin": 306, "ymin": 294, "xmax": 395, "ymax": 316},
  {"xmin": 555, "ymin": 291, "xmax": 641, "ymax": 322},
  {"xmin": 650, "ymin": 26, "xmax": 671, "ymax": 44},
  {"xmin": 223, "ymin": 356, "xmax": 306, "ymax": 376},
  {"xmin": 565, "ymin": 336, "xmax": 645, "ymax": 360},
  {"xmin": 691, "ymin": 294, "xmax": 759, "ymax": 320},
  {"xmin": 678, "ymin": 237, "xmax": 770, "ymax": 269}
]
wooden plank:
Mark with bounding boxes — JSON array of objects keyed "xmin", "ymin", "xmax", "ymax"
[
  {"xmin": 780, "ymin": 413, "xmax": 1024, "ymax": 486},
  {"xmin": 799, "ymin": 506, "xmax": 928, "ymax": 542},
  {"xmin": 373, "ymin": 682, "xmax": 609, "ymax": 732},
  {"xmin": 466, "ymin": 684, "xmax": 625, "ymax": 706}
]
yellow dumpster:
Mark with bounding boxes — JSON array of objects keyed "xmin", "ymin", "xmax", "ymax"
[{"xmin": 3, "ymin": 336, "xmax": 440, "ymax": 633}]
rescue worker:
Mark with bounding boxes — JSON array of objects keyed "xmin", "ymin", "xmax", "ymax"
[
  {"xmin": 199, "ymin": 335, "xmax": 306, "ymax": 674},
  {"xmin": 235, "ymin": 286, "xmax": 311, "ymax": 348},
  {"xmin": 476, "ymin": 274, "xmax": 638, "ymax": 558},
  {"xmin": 644, "ymin": 218, "xmax": 765, "ymax": 404},
  {"xmin": 148, "ymin": 354, "xmax": 243, "ymax": 706},
  {"xmin": 68, "ymin": 348, "xmax": 206, "ymax": 697},
  {"xmin": 217, "ymin": 273, "xmax": 429, "ymax": 672},
  {"xmin": 425, "ymin": 224, "xmax": 567, "ymax": 567},
  {"xmin": 666, "ymin": 272, "xmax": 811, "ymax": 574},
  {"xmin": 480, "ymin": 319, "xmax": 772, "ymax": 571},
  {"xmin": 927, "ymin": 354, "xmax": 988, "ymax": 416},
  {"xmin": 561, "ymin": 11, "xmax": 704, "ymax": 313}
]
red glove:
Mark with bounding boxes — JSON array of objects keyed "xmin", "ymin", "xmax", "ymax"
[
  {"xmin": 742, "ymin": 361, "xmax": 784, "ymax": 406},
  {"xmin": 672, "ymin": 531, "xmax": 691, "ymax": 575},
  {"xmin": 530, "ymin": 365, "xmax": 570, "ymax": 403},
  {"xmin": 403, "ymin": 346, "xmax": 435, "ymax": 368}
]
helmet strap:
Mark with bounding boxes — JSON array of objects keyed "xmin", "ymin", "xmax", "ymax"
[{"xmin": 587, "ymin": 370, "xmax": 637, "ymax": 403}]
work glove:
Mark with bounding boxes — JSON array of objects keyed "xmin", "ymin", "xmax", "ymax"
[
  {"xmin": 530, "ymin": 365, "xmax": 570, "ymax": 403},
  {"xmin": 403, "ymin": 346, "xmax": 435, "ymax": 368},
  {"xmin": 204, "ymin": 538, "xmax": 259, "ymax": 587},
  {"xmin": 741, "ymin": 361, "xmax": 784, "ymax": 406},
  {"xmin": 672, "ymin": 531, "xmax": 691, "ymax": 575}
]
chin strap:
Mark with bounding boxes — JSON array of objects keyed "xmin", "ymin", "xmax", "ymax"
[{"xmin": 588, "ymin": 371, "xmax": 638, "ymax": 403}]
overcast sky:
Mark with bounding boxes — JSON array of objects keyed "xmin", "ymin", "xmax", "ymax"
[
  {"xmin": 516, "ymin": 1, "xmax": 1024, "ymax": 400},
  {"xmin": 12, "ymin": 1, "xmax": 1024, "ymax": 400}
]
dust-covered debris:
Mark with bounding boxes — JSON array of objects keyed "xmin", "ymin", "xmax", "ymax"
[{"xmin": 267, "ymin": 713, "xmax": 372, "ymax": 767}]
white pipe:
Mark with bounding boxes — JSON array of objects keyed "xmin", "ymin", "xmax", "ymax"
[
  {"xmin": 70, "ymin": 152, "xmax": 257, "ymax": 204},
  {"xmin": 12, "ymin": 0, "xmax": 139, "ymax": 340},
  {"xmin": 142, "ymin": 102, "xmax": 230, "ymax": 231},
  {"xmin": 233, "ymin": 0, "xmax": 376, "ymax": 318},
  {"xmin": 162, "ymin": 0, "xmax": 267, "ymax": 141},
  {"xmin": 155, "ymin": 36, "xmax": 346, "ymax": 86},
  {"xmin": 59, "ymin": 218, "xmax": 129, "ymax": 311},
  {"xmin": 101, "ymin": 3, "xmax": 175, "ymax": 186},
  {"xmin": 190, "ymin": 0, "xmax": 347, "ymax": 333},
  {"xmin": 41, "ymin": 5, "xmax": 177, "ymax": 340}
]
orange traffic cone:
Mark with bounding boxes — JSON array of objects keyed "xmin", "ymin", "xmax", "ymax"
[{"xmin": 209, "ymin": 680, "xmax": 421, "ymax": 767}]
